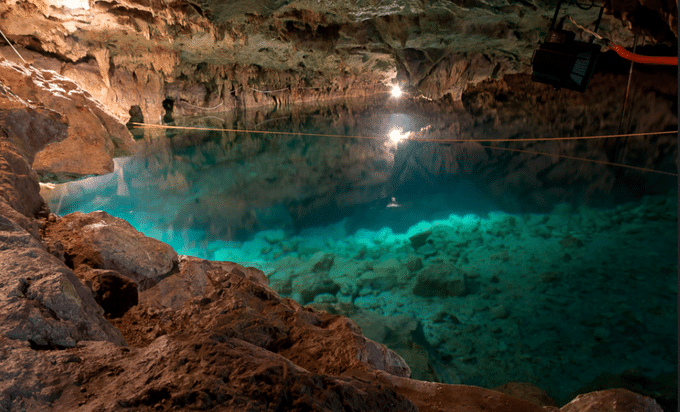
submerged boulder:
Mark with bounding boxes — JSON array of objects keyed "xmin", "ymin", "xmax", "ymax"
[{"xmin": 413, "ymin": 261, "xmax": 468, "ymax": 297}]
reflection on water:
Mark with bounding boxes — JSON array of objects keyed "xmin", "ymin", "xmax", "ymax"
[{"xmin": 42, "ymin": 96, "xmax": 677, "ymax": 406}]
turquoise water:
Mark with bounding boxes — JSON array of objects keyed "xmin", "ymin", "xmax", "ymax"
[{"xmin": 43, "ymin": 98, "xmax": 678, "ymax": 406}]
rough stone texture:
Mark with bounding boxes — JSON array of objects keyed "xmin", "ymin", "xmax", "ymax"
[
  {"xmin": 1, "ymin": 0, "xmax": 674, "ymax": 124},
  {"xmin": 561, "ymin": 388, "xmax": 665, "ymax": 412},
  {"xmin": 119, "ymin": 255, "xmax": 412, "ymax": 379},
  {"xmin": 0, "ymin": 135, "xmax": 48, "ymax": 219},
  {"xmin": 0, "ymin": 215, "xmax": 126, "ymax": 348},
  {"xmin": 575, "ymin": 370, "xmax": 678, "ymax": 412},
  {"xmin": 0, "ymin": 334, "xmax": 418, "ymax": 412},
  {"xmin": 0, "ymin": 60, "xmax": 135, "ymax": 181},
  {"xmin": 0, "ymin": 116, "xmax": 126, "ymax": 348},
  {"xmin": 74, "ymin": 266, "xmax": 139, "ymax": 319},
  {"xmin": 373, "ymin": 371, "xmax": 551, "ymax": 412},
  {"xmin": 44, "ymin": 211, "xmax": 179, "ymax": 291},
  {"xmin": 492, "ymin": 382, "xmax": 559, "ymax": 407}
]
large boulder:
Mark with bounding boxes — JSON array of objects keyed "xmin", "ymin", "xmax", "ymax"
[
  {"xmin": 560, "ymin": 389, "xmax": 665, "ymax": 412},
  {"xmin": 0, "ymin": 60, "xmax": 135, "ymax": 180},
  {"xmin": 125, "ymin": 255, "xmax": 411, "ymax": 379},
  {"xmin": 413, "ymin": 260, "xmax": 468, "ymax": 297},
  {"xmin": 0, "ymin": 214, "xmax": 126, "ymax": 348},
  {"xmin": 44, "ymin": 211, "xmax": 178, "ymax": 291}
]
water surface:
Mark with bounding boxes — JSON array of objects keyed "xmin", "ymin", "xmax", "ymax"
[{"xmin": 43, "ymin": 97, "xmax": 678, "ymax": 406}]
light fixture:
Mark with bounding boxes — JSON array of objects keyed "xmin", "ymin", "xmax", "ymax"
[
  {"xmin": 388, "ymin": 128, "xmax": 409, "ymax": 143},
  {"xmin": 530, "ymin": 1, "xmax": 602, "ymax": 92},
  {"xmin": 390, "ymin": 85, "xmax": 402, "ymax": 98}
]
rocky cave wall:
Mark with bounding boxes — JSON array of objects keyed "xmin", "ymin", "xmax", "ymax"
[{"xmin": 1, "ymin": 0, "xmax": 676, "ymax": 129}]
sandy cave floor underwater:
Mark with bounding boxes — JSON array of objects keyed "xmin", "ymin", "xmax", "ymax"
[{"xmin": 40, "ymin": 101, "xmax": 678, "ymax": 407}]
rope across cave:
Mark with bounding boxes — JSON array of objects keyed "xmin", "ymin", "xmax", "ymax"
[{"xmin": 129, "ymin": 122, "xmax": 678, "ymax": 177}]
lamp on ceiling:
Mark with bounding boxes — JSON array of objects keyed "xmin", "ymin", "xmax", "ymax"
[{"xmin": 530, "ymin": 1, "xmax": 603, "ymax": 92}]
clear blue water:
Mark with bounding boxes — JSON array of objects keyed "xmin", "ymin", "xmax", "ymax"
[{"xmin": 42, "ymin": 98, "xmax": 678, "ymax": 406}]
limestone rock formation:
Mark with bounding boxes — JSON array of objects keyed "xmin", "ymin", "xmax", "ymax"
[
  {"xmin": 1, "ymin": 0, "xmax": 675, "ymax": 125},
  {"xmin": 0, "ymin": 215, "xmax": 127, "ymax": 348},
  {"xmin": 561, "ymin": 388, "xmax": 665, "ymax": 412},
  {"xmin": 0, "ymin": 60, "xmax": 136, "ymax": 180},
  {"xmin": 44, "ymin": 210, "xmax": 179, "ymax": 291},
  {"xmin": 0, "ymin": 94, "xmax": 127, "ymax": 349}
]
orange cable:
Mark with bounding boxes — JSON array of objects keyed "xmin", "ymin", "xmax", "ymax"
[{"xmin": 608, "ymin": 43, "xmax": 678, "ymax": 66}]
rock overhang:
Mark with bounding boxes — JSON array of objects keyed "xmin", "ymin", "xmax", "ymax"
[{"xmin": 2, "ymin": 0, "xmax": 675, "ymax": 125}]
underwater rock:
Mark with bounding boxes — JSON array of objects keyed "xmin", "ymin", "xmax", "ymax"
[
  {"xmin": 327, "ymin": 257, "xmax": 370, "ymax": 298},
  {"xmin": 560, "ymin": 388, "xmax": 665, "ymax": 412},
  {"xmin": 413, "ymin": 261, "xmax": 468, "ymax": 298},
  {"xmin": 490, "ymin": 304, "xmax": 510, "ymax": 320},
  {"xmin": 372, "ymin": 258, "xmax": 410, "ymax": 288},
  {"xmin": 405, "ymin": 255, "xmax": 424, "ymax": 272},
  {"xmin": 308, "ymin": 251, "xmax": 335, "ymax": 273},
  {"xmin": 291, "ymin": 271, "xmax": 340, "ymax": 305},
  {"xmin": 409, "ymin": 230, "xmax": 432, "ymax": 249},
  {"xmin": 0, "ymin": 215, "xmax": 126, "ymax": 348},
  {"xmin": 44, "ymin": 211, "xmax": 178, "ymax": 291}
]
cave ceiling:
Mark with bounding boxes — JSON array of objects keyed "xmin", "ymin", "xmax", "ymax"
[{"xmin": 0, "ymin": 0, "xmax": 676, "ymax": 121}]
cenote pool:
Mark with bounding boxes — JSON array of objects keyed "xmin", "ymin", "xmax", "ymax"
[{"xmin": 41, "ymin": 96, "xmax": 678, "ymax": 406}]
